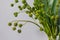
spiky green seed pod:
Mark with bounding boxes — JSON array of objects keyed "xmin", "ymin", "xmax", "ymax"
[
  {"xmin": 24, "ymin": 3, "xmax": 27, "ymax": 6},
  {"xmin": 14, "ymin": 12, "xmax": 18, "ymax": 17},
  {"xmin": 14, "ymin": 22, "xmax": 18, "ymax": 26},
  {"xmin": 12, "ymin": 27, "xmax": 16, "ymax": 31},
  {"xmin": 22, "ymin": 5, "xmax": 26, "ymax": 9},
  {"xmin": 36, "ymin": 10, "xmax": 41, "ymax": 13},
  {"xmin": 27, "ymin": 5, "xmax": 31, "ymax": 10},
  {"xmin": 35, "ymin": 13, "xmax": 39, "ymax": 17},
  {"xmin": 17, "ymin": 29, "xmax": 21, "ymax": 33},
  {"xmin": 29, "ymin": 14, "xmax": 32, "ymax": 17},
  {"xmin": 15, "ymin": 0, "xmax": 19, "ymax": 3},
  {"xmin": 18, "ymin": 6, "xmax": 22, "ymax": 10},
  {"xmin": 11, "ymin": 3, "xmax": 14, "ymax": 7},
  {"xmin": 25, "ymin": 11, "xmax": 30, "ymax": 14},
  {"xmin": 8, "ymin": 22, "xmax": 12, "ymax": 26},
  {"xmin": 19, "ymin": 24, "xmax": 23, "ymax": 28},
  {"xmin": 22, "ymin": 0, "xmax": 26, "ymax": 4}
]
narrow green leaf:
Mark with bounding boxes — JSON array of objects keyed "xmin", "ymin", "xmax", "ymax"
[{"xmin": 51, "ymin": 0, "xmax": 57, "ymax": 13}]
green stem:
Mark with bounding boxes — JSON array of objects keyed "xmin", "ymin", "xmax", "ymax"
[
  {"xmin": 11, "ymin": 20, "xmax": 40, "ymax": 28},
  {"xmin": 48, "ymin": 36, "xmax": 56, "ymax": 40}
]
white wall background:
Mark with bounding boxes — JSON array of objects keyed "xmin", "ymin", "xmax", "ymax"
[{"xmin": 0, "ymin": 0, "xmax": 48, "ymax": 40}]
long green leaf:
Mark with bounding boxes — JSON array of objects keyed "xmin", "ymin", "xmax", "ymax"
[{"xmin": 51, "ymin": 0, "xmax": 57, "ymax": 14}]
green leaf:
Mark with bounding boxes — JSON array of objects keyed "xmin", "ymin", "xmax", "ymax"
[{"xmin": 51, "ymin": 0, "xmax": 57, "ymax": 13}]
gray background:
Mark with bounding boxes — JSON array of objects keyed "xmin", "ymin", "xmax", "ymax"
[{"xmin": 0, "ymin": 0, "xmax": 48, "ymax": 40}]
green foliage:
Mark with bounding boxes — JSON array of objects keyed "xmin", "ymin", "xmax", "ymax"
[{"xmin": 9, "ymin": 0, "xmax": 60, "ymax": 40}]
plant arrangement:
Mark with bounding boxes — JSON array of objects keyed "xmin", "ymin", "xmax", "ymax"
[{"xmin": 8, "ymin": 0, "xmax": 60, "ymax": 40}]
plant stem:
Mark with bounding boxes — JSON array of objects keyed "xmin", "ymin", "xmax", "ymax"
[
  {"xmin": 11, "ymin": 20, "xmax": 40, "ymax": 28},
  {"xmin": 48, "ymin": 36, "xmax": 56, "ymax": 40}
]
